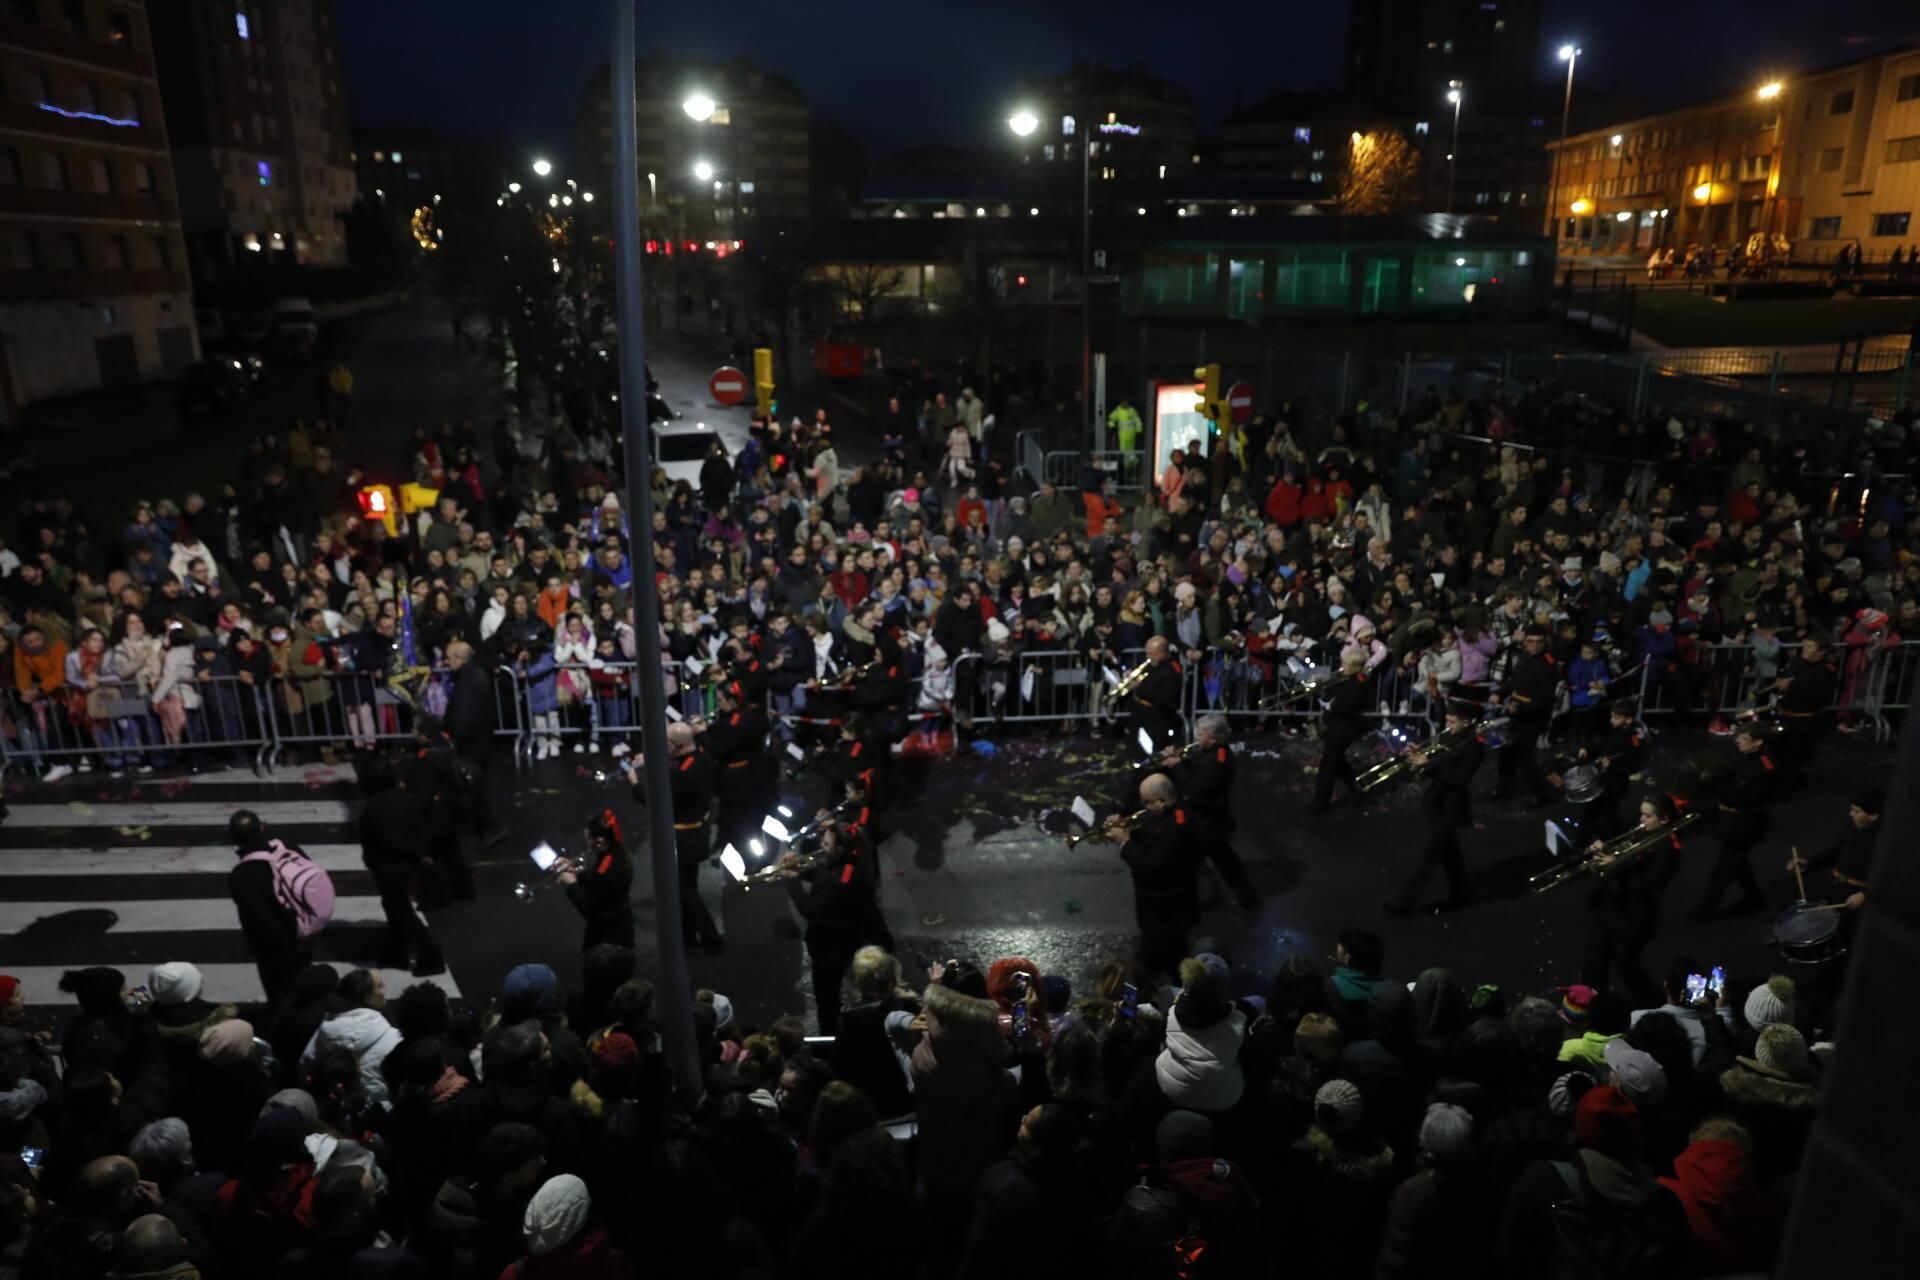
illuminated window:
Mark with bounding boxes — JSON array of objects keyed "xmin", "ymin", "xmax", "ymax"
[
  {"xmin": 710, "ymin": 107, "xmax": 730, "ymax": 124},
  {"xmin": 373, "ymin": 151, "xmax": 385, "ymax": 162},
  {"xmin": 391, "ymin": 151, "xmax": 403, "ymax": 164},
  {"xmin": 257, "ymin": 160, "xmax": 271, "ymax": 186},
  {"xmin": 1311, "ymin": 149, "xmax": 1324, "ymax": 161},
  {"xmin": 739, "ymin": 180, "xmax": 755, "ymax": 193},
  {"xmin": 1043, "ymin": 144, "xmax": 1055, "ymax": 161},
  {"xmin": 1062, "ymin": 115, "xmax": 1075, "ymax": 136},
  {"xmin": 1310, "ymin": 171, "xmax": 1324, "ymax": 183},
  {"xmin": 1414, "ymin": 121, "xmax": 1430, "ymax": 135},
  {"xmin": 1871, "ymin": 211, "xmax": 1910, "ymax": 237},
  {"xmin": 236, "ymin": 11, "xmax": 249, "ymax": 39}
]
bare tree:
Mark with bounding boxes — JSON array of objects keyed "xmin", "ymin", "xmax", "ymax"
[
  {"xmin": 1340, "ymin": 130, "xmax": 1423, "ymax": 216},
  {"xmin": 833, "ymin": 260, "xmax": 907, "ymax": 325}
]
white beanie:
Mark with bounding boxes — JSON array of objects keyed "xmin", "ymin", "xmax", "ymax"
[
  {"xmin": 1743, "ymin": 975, "xmax": 1795, "ymax": 1031},
  {"xmin": 524, "ymin": 1173, "xmax": 591, "ymax": 1256},
  {"xmin": 148, "ymin": 961, "xmax": 203, "ymax": 1006},
  {"xmin": 1314, "ymin": 1079, "xmax": 1365, "ymax": 1135},
  {"xmin": 1419, "ymin": 1102, "xmax": 1475, "ymax": 1164}
]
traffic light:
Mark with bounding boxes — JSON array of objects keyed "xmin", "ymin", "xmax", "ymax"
[
  {"xmin": 1194, "ymin": 363, "xmax": 1223, "ymax": 432},
  {"xmin": 753, "ymin": 346, "xmax": 775, "ymax": 417},
  {"xmin": 355, "ymin": 484, "xmax": 399, "ymax": 537}
]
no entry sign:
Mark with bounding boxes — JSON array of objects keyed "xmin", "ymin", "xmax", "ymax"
[
  {"xmin": 709, "ymin": 366, "xmax": 748, "ymax": 406},
  {"xmin": 1227, "ymin": 381, "xmax": 1254, "ymax": 424}
]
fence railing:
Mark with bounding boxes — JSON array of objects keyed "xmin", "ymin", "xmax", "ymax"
[{"xmin": 5, "ymin": 639, "xmax": 1910, "ymax": 777}]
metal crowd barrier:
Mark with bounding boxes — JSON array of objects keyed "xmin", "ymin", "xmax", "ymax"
[{"xmin": 0, "ymin": 673, "xmax": 275, "ymax": 774}]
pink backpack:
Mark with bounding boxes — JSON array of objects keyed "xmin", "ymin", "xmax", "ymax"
[{"xmin": 240, "ymin": 839, "xmax": 336, "ymax": 939}]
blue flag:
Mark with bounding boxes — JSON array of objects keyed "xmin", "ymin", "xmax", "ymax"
[{"xmin": 398, "ymin": 592, "xmax": 419, "ymax": 667}]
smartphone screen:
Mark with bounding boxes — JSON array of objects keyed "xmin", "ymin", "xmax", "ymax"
[
  {"xmin": 1120, "ymin": 982, "xmax": 1139, "ymax": 1021},
  {"xmin": 529, "ymin": 842, "xmax": 559, "ymax": 872},
  {"xmin": 1684, "ymin": 972, "xmax": 1709, "ymax": 1003},
  {"xmin": 19, "ymin": 1146, "xmax": 42, "ymax": 1171},
  {"xmin": 1708, "ymin": 965, "xmax": 1726, "ymax": 996},
  {"xmin": 1010, "ymin": 1000, "xmax": 1030, "ymax": 1041}
]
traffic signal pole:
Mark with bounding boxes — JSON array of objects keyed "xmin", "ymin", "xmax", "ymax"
[{"xmin": 610, "ymin": 0, "xmax": 701, "ymax": 1107}]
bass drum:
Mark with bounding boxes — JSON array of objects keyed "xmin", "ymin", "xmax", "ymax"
[{"xmin": 1770, "ymin": 901, "xmax": 1847, "ymax": 966}]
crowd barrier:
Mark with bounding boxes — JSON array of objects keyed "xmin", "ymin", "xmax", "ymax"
[{"xmin": 4, "ymin": 639, "xmax": 1910, "ymax": 778}]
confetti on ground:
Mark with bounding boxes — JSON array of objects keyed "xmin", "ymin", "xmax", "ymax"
[
  {"xmin": 67, "ymin": 801, "xmax": 94, "ymax": 815},
  {"xmin": 921, "ymin": 914, "xmax": 946, "ymax": 926},
  {"xmin": 115, "ymin": 825, "xmax": 152, "ymax": 840}
]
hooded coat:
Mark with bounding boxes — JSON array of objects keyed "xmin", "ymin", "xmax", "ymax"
[
  {"xmin": 1656, "ymin": 1138, "xmax": 1783, "ymax": 1276},
  {"xmin": 909, "ymin": 983, "xmax": 1018, "ymax": 1202},
  {"xmin": 1152, "ymin": 1001, "xmax": 1247, "ymax": 1113},
  {"xmin": 299, "ymin": 1007, "xmax": 402, "ymax": 1108}
]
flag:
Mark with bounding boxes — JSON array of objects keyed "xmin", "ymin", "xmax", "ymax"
[{"xmin": 398, "ymin": 593, "xmax": 419, "ymax": 667}]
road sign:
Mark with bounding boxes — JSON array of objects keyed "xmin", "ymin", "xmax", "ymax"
[
  {"xmin": 1226, "ymin": 381, "xmax": 1254, "ymax": 425},
  {"xmin": 709, "ymin": 365, "xmax": 748, "ymax": 406}
]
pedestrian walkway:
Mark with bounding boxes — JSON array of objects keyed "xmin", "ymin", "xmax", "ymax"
[{"xmin": 0, "ymin": 767, "xmax": 461, "ymax": 1011}]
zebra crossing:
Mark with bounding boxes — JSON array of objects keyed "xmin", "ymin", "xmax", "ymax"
[{"xmin": 0, "ymin": 763, "xmax": 462, "ymax": 1010}]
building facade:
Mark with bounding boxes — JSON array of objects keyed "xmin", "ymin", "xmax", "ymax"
[
  {"xmin": 149, "ymin": 0, "xmax": 355, "ymax": 275},
  {"xmin": 577, "ymin": 56, "xmax": 810, "ymax": 233},
  {"xmin": 1548, "ymin": 46, "xmax": 1920, "ymax": 259},
  {"xmin": 1006, "ymin": 63, "xmax": 1199, "ymax": 192},
  {"xmin": 0, "ymin": 0, "xmax": 196, "ymax": 412}
]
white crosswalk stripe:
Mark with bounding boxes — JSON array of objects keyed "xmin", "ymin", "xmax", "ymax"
[{"xmin": 0, "ymin": 783, "xmax": 462, "ymax": 1007}]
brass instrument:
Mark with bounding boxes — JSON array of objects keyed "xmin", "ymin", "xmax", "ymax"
[
  {"xmin": 826, "ymin": 657, "xmax": 884, "ymax": 688},
  {"xmin": 1355, "ymin": 716, "xmax": 1507, "ymax": 794},
  {"xmin": 512, "ymin": 847, "xmax": 586, "ymax": 902},
  {"xmin": 738, "ymin": 851, "xmax": 828, "ymax": 890},
  {"xmin": 1529, "ymin": 809, "xmax": 1704, "ymax": 894},
  {"xmin": 1065, "ymin": 806, "xmax": 1150, "ymax": 848},
  {"xmin": 1260, "ymin": 669, "xmax": 1354, "ymax": 708},
  {"xmin": 1731, "ymin": 698, "xmax": 1786, "ymax": 737},
  {"xmin": 1110, "ymin": 659, "xmax": 1155, "ymax": 700}
]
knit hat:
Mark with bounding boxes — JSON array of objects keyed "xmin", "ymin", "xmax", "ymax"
[
  {"xmin": 1648, "ymin": 608, "xmax": 1674, "ymax": 626},
  {"xmin": 1548, "ymin": 1070, "xmax": 1595, "ymax": 1117},
  {"xmin": 0, "ymin": 976, "xmax": 17, "ymax": 1007},
  {"xmin": 263, "ymin": 1089, "xmax": 320, "ymax": 1126},
  {"xmin": 1598, "ymin": 551, "xmax": 1623, "ymax": 576},
  {"xmin": 707, "ymin": 993, "xmax": 734, "ymax": 1034},
  {"xmin": 1155, "ymin": 1110, "xmax": 1216, "ymax": 1164},
  {"xmin": 149, "ymin": 962, "xmax": 204, "ymax": 1007},
  {"xmin": 1741, "ymin": 1024, "xmax": 1816, "ymax": 1081},
  {"xmin": 1572, "ymin": 1085, "xmax": 1643, "ymax": 1159},
  {"xmin": 1419, "ymin": 1102, "xmax": 1475, "ymax": 1165},
  {"xmin": 524, "ymin": 1173, "xmax": 591, "ymax": 1256},
  {"xmin": 1602, "ymin": 1039, "xmax": 1668, "ymax": 1108},
  {"xmin": 58, "ymin": 967, "xmax": 127, "ymax": 1018},
  {"xmin": 199, "ymin": 1019, "xmax": 254, "ymax": 1063},
  {"xmin": 1743, "ymin": 975, "xmax": 1795, "ymax": 1031},
  {"xmin": 502, "ymin": 963, "xmax": 559, "ymax": 1019},
  {"xmin": 1557, "ymin": 984, "xmax": 1596, "ymax": 1028},
  {"xmin": 591, "ymin": 1031, "xmax": 639, "ymax": 1071},
  {"xmin": 1314, "ymin": 1079, "xmax": 1365, "ymax": 1136},
  {"xmin": 1175, "ymin": 956, "xmax": 1233, "ymax": 1029}
]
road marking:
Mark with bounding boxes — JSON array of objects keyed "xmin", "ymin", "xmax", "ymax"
[
  {"xmin": 0, "ymin": 844, "xmax": 363, "ymax": 876},
  {"xmin": 0, "ymin": 896, "xmax": 387, "ymax": 934},
  {"xmin": 5, "ymin": 800, "xmax": 354, "ymax": 827},
  {"xmin": 164, "ymin": 763, "xmax": 360, "ymax": 786},
  {"xmin": 7, "ymin": 963, "xmax": 460, "ymax": 1006}
]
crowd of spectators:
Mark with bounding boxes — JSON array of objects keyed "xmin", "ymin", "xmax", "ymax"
[{"xmin": 0, "ymin": 933, "xmax": 1826, "ymax": 1278}]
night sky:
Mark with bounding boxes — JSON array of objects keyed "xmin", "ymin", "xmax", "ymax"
[{"xmin": 337, "ymin": 0, "xmax": 1920, "ymax": 165}]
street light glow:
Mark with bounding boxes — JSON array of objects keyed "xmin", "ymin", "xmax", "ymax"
[
  {"xmin": 581, "ymin": 191, "xmax": 593, "ymax": 202},
  {"xmin": 1558, "ymin": 44, "xmax": 1579, "ymax": 61},
  {"xmin": 1447, "ymin": 89, "xmax": 1461, "ymax": 104},
  {"xmin": 1007, "ymin": 110, "xmax": 1039, "ymax": 137},
  {"xmin": 692, "ymin": 160, "xmax": 715, "ymax": 182},
  {"xmin": 1694, "ymin": 183, "xmax": 1713, "ymax": 201},
  {"xmin": 507, "ymin": 182, "xmax": 521, "ymax": 193},
  {"xmin": 1758, "ymin": 81, "xmax": 1784, "ymax": 100},
  {"xmin": 683, "ymin": 92, "xmax": 716, "ymax": 122},
  {"xmin": 531, "ymin": 158, "xmax": 552, "ymax": 177},
  {"xmin": 1610, "ymin": 134, "xmax": 1623, "ymax": 146}
]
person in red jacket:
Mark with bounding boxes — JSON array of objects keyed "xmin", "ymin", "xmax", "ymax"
[
  {"xmin": 1656, "ymin": 1117, "xmax": 1783, "ymax": 1276},
  {"xmin": 1299, "ymin": 477, "xmax": 1335, "ymax": 524},
  {"xmin": 1264, "ymin": 474, "xmax": 1302, "ymax": 526},
  {"xmin": 499, "ymin": 1173, "xmax": 627, "ymax": 1279}
]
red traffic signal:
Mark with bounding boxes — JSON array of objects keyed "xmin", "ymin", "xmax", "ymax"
[{"xmin": 356, "ymin": 486, "xmax": 389, "ymax": 517}]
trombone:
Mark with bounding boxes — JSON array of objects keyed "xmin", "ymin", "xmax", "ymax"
[
  {"xmin": 1355, "ymin": 715, "xmax": 1506, "ymax": 794},
  {"xmin": 1065, "ymin": 806, "xmax": 1150, "ymax": 848},
  {"xmin": 1529, "ymin": 809, "xmax": 1704, "ymax": 893},
  {"xmin": 1110, "ymin": 659, "xmax": 1155, "ymax": 700},
  {"xmin": 1259, "ymin": 669, "xmax": 1354, "ymax": 708}
]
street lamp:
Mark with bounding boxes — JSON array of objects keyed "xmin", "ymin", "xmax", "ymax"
[
  {"xmin": 1010, "ymin": 104, "xmax": 1090, "ymax": 446},
  {"xmin": 1447, "ymin": 82, "xmax": 1463, "ymax": 214},
  {"xmin": 683, "ymin": 92, "xmax": 716, "ymax": 122},
  {"xmin": 692, "ymin": 159, "xmax": 714, "ymax": 182},
  {"xmin": 1552, "ymin": 43, "xmax": 1581, "ymax": 246},
  {"xmin": 1757, "ymin": 81, "xmax": 1784, "ymax": 100},
  {"xmin": 532, "ymin": 157, "xmax": 553, "ymax": 177}
]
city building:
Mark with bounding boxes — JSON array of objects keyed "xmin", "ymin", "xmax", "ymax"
[
  {"xmin": 577, "ymin": 55, "xmax": 810, "ymax": 233},
  {"xmin": 148, "ymin": 0, "xmax": 355, "ymax": 275},
  {"xmin": 1005, "ymin": 63, "xmax": 1199, "ymax": 190},
  {"xmin": 1346, "ymin": 0, "xmax": 1543, "ymax": 111},
  {"xmin": 0, "ymin": 0, "xmax": 196, "ymax": 412},
  {"xmin": 1547, "ymin": 45, "xmax": 1920, "ymax": 258},
  {"xmin": 351, "ymin": 125, "xmax": 456, "ymax": 211}
]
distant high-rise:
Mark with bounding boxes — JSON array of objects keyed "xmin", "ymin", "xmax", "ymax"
[
  {"xmin": 149, "ymin": 0, "xmax": 356, "ymax": 275},
  {"xmin": 1347, "ymin": 0, "xmax": 1542, "ymax": 109}
]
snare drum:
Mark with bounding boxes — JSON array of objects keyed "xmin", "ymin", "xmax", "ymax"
[
  {"xmin": 1770, "ymin": 901, "xmax": 1847, "ymax": 966},
  {"xmin": 1562, "ymin": 764, "xmax": 1603, "ymax": 805}
]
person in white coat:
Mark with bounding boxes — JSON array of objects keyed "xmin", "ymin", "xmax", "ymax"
[
  {"xmin": 298, "ymin": 968, "xmax": 402, "ymax": 1109},
  {"xmin": 1153, "ymin": 956, "xmax": 1247, "ymax": 1114},
  {"xmin": 168, "ymin": 531, "xmax": 220, "ymax": 586},
  {"xmin": 551, "ymin": 613, "xmax": 596, "ymax": 754}
]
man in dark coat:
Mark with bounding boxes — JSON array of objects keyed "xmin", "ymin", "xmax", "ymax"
[
  {"xmin": 1691, "ymin": 724, "xmax": 1775, "ymax": 918},
  {"xmin": 1496, "ymin": 624, "xmax": 1561, "ymax": 805},
  {"xmin": 1165, "ymin": 712, "xmax": 1260, "ymax": 910},
  {"xmin": 699, "ymin": 441, "xmax": 735, "ymax": 513},
  {"xmin": 1125, "ymin": 635, "xmax": 1185, "ymax": 751},
  {"xmin": 1386, "ymin": 702, "xmax": 1488, "ymax": 915},
  {"xmin": 443, "ymin": 639, "xmax": 504, "ymax": 845},
  {"xmin": 1308, "ymin": 650, "xmax": 1373, "ymax": 814},
  {"xmin": 628, "ymin": 722, "xmax": 722, "ymax": 950},
  {"xmin": 780, "ymin": 824, "xmax": 875, "ymax": 1035},
  {"xmin": 358, "ymin": 754, "xmax": 445, "ymax": 976},
  {"xmin": 1118, "ymin": 773, "xmax": 1204, "ymax": 979}
]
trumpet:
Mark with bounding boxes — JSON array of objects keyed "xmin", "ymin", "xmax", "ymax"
[
  {"xmin": 737, "ymin": 851, "xmax": 828, "ymax": 890},
  {"xmin": 512, "ymin": 855, "xmax": 585, "ymax": 902},
  {"xmin": 1260, "ymin": 669, "xmax": 1354, "ymax": 708},
  {"xmin": 1111, "ymin": 659, "xmax": 1155, "ymax": 700},
  {"xmin": 1529, "ymin": 809, "xmax": 1704, "ymax": 893},
  {"xmin": 1065, "ymin": 806, "xmax": 1150, "ymax": 848},
  {"xmin": 1355, "ymin": 716, "xmax": 1507, "ymax": 794}
]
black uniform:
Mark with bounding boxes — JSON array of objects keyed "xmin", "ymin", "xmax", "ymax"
[
  {"xmin": 1170, "ymin": 744, "xmax": 1260, "ymax": 909},
  {"xmin": 704, "ymin": 705, "xmax": 770, "ymax": 854},
  {"xmin": 1120, "ymin": 806, "xmax": 1206, "ymax": 978},
  {"xmin": 822, "ymin": 729, "xmax": 887, "ymax": 812},
  {"xmin": 1497, "ymin": 650, "xmax": 1561, "ymax": 803},
  {"xmin": 1802, "ymin": 815, "xmax": 1878, "ymax": 1033},
  {"xmin": 1580, "ymin": 720, "xmax": 1644, "ymax": 839},
  {"xmin": 1695, "ymin": 745, "xmax": 1776, "ymax": 915},
  {"xmin": 1774, "ymin": 655, "xmax": 1837, "ymax": 782},
  {"xmin": 1582, "ymin": 819, "xmax": 1686, "ymax": 1007},
  {"xmin": 785, "ymin": 854, "xmax": 876, "ymax": 1035},
  {"xmin": 1309, "ymin": 671, "xmax": 1372, "ymax": 812},
  {"xmin": 1387, "ymin": 733, "xmax": 1486, "ymax": 911},
  {"xmin": 565, "ymin": 847, "xmax": 635, "ymax": 951},
  {"xmin": 840, "ymin": 803, "xmax": 895, "ymax": 953},
  {"xmin": 445, "ymin": 661, "xmax": 501, "ymax": 838},
  {"xmin": 1129, "ymin": 659, "xmax": 1185, "ymax": 750},
  {"xmin": 229, "ymin": 849, "xmax": 306, "ymax": 1008},
  {"xmin": 635, "ymin": 749, "xmax": 722, "ymax": 948},
  {"xmin": 359, "ymin": 786, "xmax": 439, "ymax": 968},
  {"xmin": 407, "ymin": 734, "xmax": 477, "ymax": 900}
]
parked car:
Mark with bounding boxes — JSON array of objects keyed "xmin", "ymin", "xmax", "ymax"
[
  {"xmin": 268, "ymin": 296, "xmax": 318, "ymax": 361},
  {"xmin": 653, "ymin": 419, "xmax": 726, "ymax": 486}
]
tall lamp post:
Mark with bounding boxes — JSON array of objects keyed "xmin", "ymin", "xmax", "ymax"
[
  {"xmin": 1446, "ymin": 83, "xmax": 1464, "ymax": 215},
  {"xmin": 1010, "ymin": 106, "xmax": 1092, "ymax": 447},
  {"xmin": 1757, "ymin": 80, "xmax": 1785, "ymax": 249},
  {"xmin": 1552, "ymin": 43, "xmax": 1581, "ymax": 246}
]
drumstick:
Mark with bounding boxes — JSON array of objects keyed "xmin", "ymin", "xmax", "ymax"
[
  {"xmin": 1804, "ymin": 901, "xmax": 1852, "ymax": 912},
  {"xmin": 1790, "ymin": 845, "xmax": 1807, "ymax": 903}
]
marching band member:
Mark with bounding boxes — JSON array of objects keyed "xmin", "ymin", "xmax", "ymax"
[
  {"xmin": 1770, "ymin": 634, "xmax": 1837, "ymax": 784},
  {"xmin": 1581, "ymin": 793, "xmax": 1689, "ymax": 1007},
  {"xmin": 1307, "ymin": 650, "xmax": 1372, "ymax": 815},
  {"xmin": 1163, "ymin": 712, "xmax": 1261, "ymax": 911},
  {"xmin": 1115, "ymin": 773, "xmax": 1204, "ymax": 980},
  {"xmin": 702, "ymin": 679, "xmax": 771, "ymax": 859},
  {"xmin": 1787, "ymin": 785, "xmax": 1882, "ymax": 1034},
  {"xmin": 777, "ymin": 823, "xmax": 877, "ymax": 1035},
  {"xmin": 1384, "ymin": 701, "xmax": 1487, "ymax": 917},
  {"xmin": 626, "ymin": 721, "xmax": 723, "ymax": 952},
  {"xmin": 1691, "ymin": 723, "xmax": 1776, "ymax": 919},
  {"xmin": 1495, "ymin": 624, "xmax": 1561, "ymax": 806},
  {"xmin": 556, "ymin": 809, "xmax": 635, "ymax": 952},
  {"xmin": 1128, "ymin": 636, "xmax": 1185, "ymax": 750},
  {"xmin": 1580, "ymin": 700, "xmax": 1644, "ymax": 838}
]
